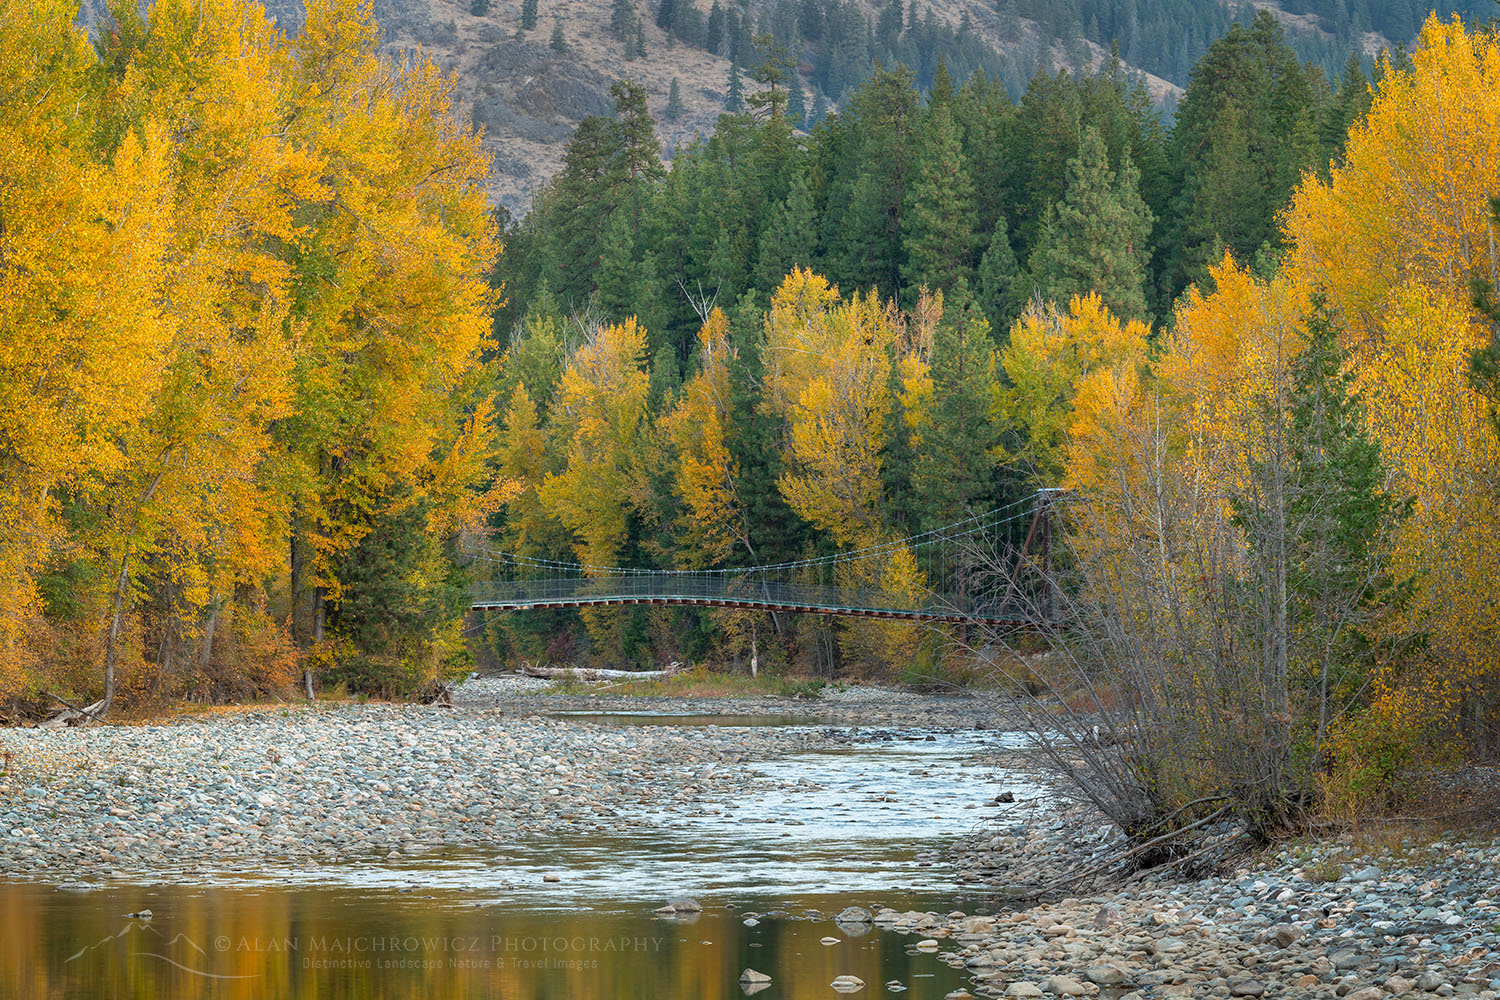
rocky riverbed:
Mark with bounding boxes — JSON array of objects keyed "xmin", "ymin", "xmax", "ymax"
[
  {"xmin": 871, "ymin": 830, "xmax": 1500, "ymax": 1000},
  {"xmin": 1, "ymin": 675, "xmax": 1495, "ymax": 1000},
  {"xmin": 0, "ymin": 676, "xmax": 1005, "ymax": 874}
]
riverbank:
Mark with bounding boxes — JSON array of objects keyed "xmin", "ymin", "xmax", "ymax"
[
  {"xmin": 2, "ymin": 676, "xmax": 1495, "ymax": 1000},
  {"xmin": 882, "ymin": 822, "xmax": 1500, "ymax": 1000},
  {"xmin": 0, "ymin": 676, "xmax": 1009, "ymax": 876}
]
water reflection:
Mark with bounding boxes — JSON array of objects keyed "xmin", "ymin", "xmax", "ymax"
[{"xmin": 1, "ymin": 882, "xmax": 974, "ymax": 999}]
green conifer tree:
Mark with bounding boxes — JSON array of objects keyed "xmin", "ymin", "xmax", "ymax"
[
  {"xmin": 1029, "ymin": 126, "xmax": 1153, "ymax": 321},
  {"xmin": 725, "ymin": 60, "xmax": 744, "ymax": 112},
  {"xmin": 549, "ymin": 18, "xmax": 566, "ymax": 51},
  {"xmin": 665, "ymin": 77, "xmax": 684, "ymax": 120},
  {"xmin": 755, "ymin": 169, "xmax": 817, "ymax": 289},
  {"xmin": 787, "ymin": 78, "xmax": 806, "ymax": 127},
  {"xmin": 912, "ymin": 280, "xmax": 1001, "ymax": 530},
  {"xmin": 976, "ymin": 215, "xmax": 1024, "ymax": 340},
  {"xmin": 520, "ymin": 0, "xmax": 538, "ymax": 30},
  {"xmin": 901, "ymin": 104, "xmax": 979, "ymax": 293}
]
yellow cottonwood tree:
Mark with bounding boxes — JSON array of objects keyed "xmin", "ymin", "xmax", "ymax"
[
  {"xmin": 999, "ymin": 292, "xmax": 1152, "ymax": 486},
  {"xmin": 540, "ymin": 318, "xmax": 652, "ymax": 569},
  {"xmin": 663, "ymin": 309, "xmax": 747, "ymax": 566},
  {"xmin": 1279, "ymin": 15, "xmax": 1500, "ymax": 748}
]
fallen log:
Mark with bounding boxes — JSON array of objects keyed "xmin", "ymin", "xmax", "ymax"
[
  {"xmin": 38, "ymin": 691, "xmax": 105, "ymax": 728},
  {"xmin": 520, "ymin": 662, "xmax": 683, "ymax": 683}
]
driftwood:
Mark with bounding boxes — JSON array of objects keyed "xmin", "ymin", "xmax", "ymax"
[
  {"xmin": 38, "ymin": 691, "xmax": 105, "ymax": 728},
  {"xmin": 520, "ymin": 662, "xmax": 683, "ymax": 683}
]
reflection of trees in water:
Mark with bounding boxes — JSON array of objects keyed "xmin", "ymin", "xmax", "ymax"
[{"xmin": 18, "ymin": 883, "xmax": 967, "ymax": 998}]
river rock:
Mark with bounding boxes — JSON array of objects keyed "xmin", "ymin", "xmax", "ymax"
[
  {"xmin": 1043, "ymin": 975, "xmax": 1087, "ymax": 996},
  {"xmin": 837, "ymin": 906, "xmax": 872, "ymax": 923},
  {"xmin": 668, "ymin": 897, "xmax": 702, "ymax": 913},
  {"xmin": 1092, "ymin": 905, "xmax": 1122, "ymax": 930},
  {"xmin": 739, "ymin": 968, "xmax": 771, "ymax": 984},
  {"xmin": 1229, "ymin": 979, "xmax": 1266, "ymax": 997},
  {"xmin": 831, "ymin": 974, "xmax": 866, "ymax": 992},
  {"xmin": 1085, "ymin": 963, "xmax": 1127, "ymax": 985},
  {"xmin": 1006, "ymin": 984, "xmax": 1044, "ymax": 998}
]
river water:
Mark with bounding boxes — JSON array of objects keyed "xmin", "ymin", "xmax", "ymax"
[{"xmin": 1, "ymin": 717, "xmax": 1041, "ymax": 998}]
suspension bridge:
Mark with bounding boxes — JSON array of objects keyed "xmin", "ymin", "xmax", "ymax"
[{"xmin": 467, "ymin": 490, "xmax": 1064, "ymax": 626}]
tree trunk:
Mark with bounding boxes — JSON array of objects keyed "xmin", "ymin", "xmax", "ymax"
[
  {"xmin": 100, "ymin": 553, "xmax": 131, "ymax": 720},
  {"xmin": 199, "ymin": 603, "xmax": 219, "ymax": 669}
]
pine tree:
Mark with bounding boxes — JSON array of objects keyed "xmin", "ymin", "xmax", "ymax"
[
  {"xmin": 1468, "ymin": 195, "xmax": 1500, "ymax": 434},
  {"xmin": 787, "ymin": 78, "xmax": 806, "ymax": 128},
  {"xmin": 549, "ymin": 18, "xmax": 566, "ymax": 51},
  {"xmin": 1233, "ymin": 296, "xmax": 1411, "ymax": 758},
  {"xmin": 901, "ymin": 104, "xmax": 979, "ymax": 293},
  {"xmin": 976, "ymin": 216, "xmax": 1025, "ymax": 340},
  {"xmin": 520, "ymin": 0, "xmax": 538, "ymax": 30},
  {"xmin": 725, "ymin": 60, "xmax": 744, "ymax": 112},
  {"xmin": 665, "ymin": 78, "xmax": 684, "ymax": 120},
  {"xmin": 755, "ymin": 170, "xmax": 818, "ymax": 289},
  {"xmin": 706, "ymin": 0, "xmax": 725, "ymax": 54},
  {"xmin": 1029, "ymin": 126, "xmax": 1153, "ymax": 321},
  {"xmin": 912, "ymin": 281, "xmax": 1000, "ymax": 530},
  {"xmin": 470, "ymin": 0, "xmax": 490, "ymax": 15},
  {"xmin": 594, "ymin": 209, "xmax": 638, "ymax": 323},
  {"xmin": 655, "ymin": 0, "xmax": 676, "ymax": 31},
  {"xmin": 610, "ymin": 0, "xmax": 635, "ymax": 39}
]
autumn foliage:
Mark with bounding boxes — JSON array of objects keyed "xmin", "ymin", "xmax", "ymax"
[
  {"xmin": 1044, "ymin": 15, "xmax": 1500, "ymax": 822},
  {"xmin": 0, "ymin": 0, "xmax": 498, "ymax": 712}
]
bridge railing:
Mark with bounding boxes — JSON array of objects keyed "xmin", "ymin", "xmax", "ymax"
[{"xmin": 469, "ymin": 573, "xmax": 1031, "ymax": 622}]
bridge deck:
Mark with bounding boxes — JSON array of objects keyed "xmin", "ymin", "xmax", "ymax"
[
  {"xmin": 470, "ymin": 593, "xmax": 1031, "ymax": 626},
  {"xmin": 469, "ymin": 575, "xmax": 1034, "ymax": 626}
]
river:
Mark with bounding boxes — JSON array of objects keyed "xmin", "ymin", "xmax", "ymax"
[{"xmin": 2, "ymin": 713, "xmax": 1041, "ymax": 998}]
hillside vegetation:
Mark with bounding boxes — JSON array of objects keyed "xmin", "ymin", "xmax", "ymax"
[{"xmin": 80, "ymin": 0, "xmax": 1489, "ymax": 208}]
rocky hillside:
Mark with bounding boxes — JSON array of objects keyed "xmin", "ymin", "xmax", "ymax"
[
  {"xmin": 275, "ymin": 0, "xmax": 1185, "ymax": 212},
  {"xmin": 81, "ymin": 0, "xmax": 1483, "ymax": 211}
]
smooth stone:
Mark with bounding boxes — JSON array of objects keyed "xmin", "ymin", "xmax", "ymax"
[
  {"xmin": 1331, "ymin": 949, "xmax": 1370, "ymax": 970},
  {"xmin": 821, "ymin": 937, "xmax": 840, "ymax": 945},
  {"xmin": 1093, "ymin": 906, "xmax": 1122, "ymax": 930},
  {"xmin": 1043, "ymin": 975, "xmax": 1087, "ymax": 996},
  {"xmin": 1229, "ymin": 980, "xmax": 1267, "ymax": 997},
  {"xmin": 541, "ymin": 874, "xmax": 560, "ymax": 883},
  {"xmin": 915, "ymin": 939, "xmax": 939, "ymax": 952},
  {"xmin": 739, "ymin": 968, "xmax": 771, "ymax": 985},
  {"xmin": 1085, "ymin": 964, "xmax": 1128, "ymax": 985},
  {"xmin": 669, "ymin": 897, "xmax": 702, "ymax": 913},
  {"xmin": 836, "ymin": 907, "xmax": 872, "ymax": 923},
  {"xmin": 831, "ymin": 975, "xmax": 866, "ymax": 993},
  {"xmin": 1351, "ymin": 866, "xmax": 1382, "ymax": 882},
  {"xmin": 1347, "ymin": 990, "xmax": 1387, "ymax": 1000},
  {"xmin": 1006, "ymin": 984, "xmax": 1045, "ymax": 999}
]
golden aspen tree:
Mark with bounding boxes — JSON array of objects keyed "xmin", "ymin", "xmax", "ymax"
[
  {"xmin": 663, "ymin": 309, "xmax": 747, "ymax": 567},
  {"xmin": 763, "ymin": 272, "xmax": 898, "ymax": 548},
  {"xmin": 0, "ymin": 2, "xmax": 174, "ymax": 697},
  {"xmin": 1278, "ymin": 15, "xmax": 1500, "ymax": 757},
  {"xmin": 999, "ymin": 292, "xmax": 1152, "ymax": 486},
  {"xmin": 540, "ymin": 318, "xmax": 652, "ymax": 569},
  {"xmin": 277, "ymin": 0, "xmax": 499, "ymax": 689}
]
